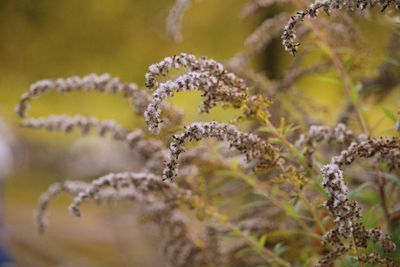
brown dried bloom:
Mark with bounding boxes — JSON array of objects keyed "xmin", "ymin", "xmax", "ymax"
[
  {"xmin": 16, "ymin": 73, "xmax": 140, "ymax": 117},
  {"xmin": 20, "ymin": 115, "xmax": 231, "ymax": 177},
  {"xmin": 21, "ymin": 115, "xmax": 142, "ymax": 144},
  {"xmin": 68, "ymin": 172, "xmax": 190, "ymax": 217},
  {"xmin": 297, "ymin": 123, "xmax": 355, "ymax": 146},
  {"xmin": 163, "ymin": 121, "xmax": 279, "ymax": 181},
  {"xmin": 35, "ymin": 179, "xmax": 150, "ymax": 234},
  {"xmin": 16, "ymin": 73, "xmax": 183, "ymax": 128},
  {"xmin": 20, "ymin": 115, "xmax": 170, "ymax": 174},
  {"xmin": 368, "ymin": 227, "xmax": 397, "ymax": 252},
  {"xmin": 151, "ymin": 202, "xmax": 225, "ymax": 267},
  {"xmin": 145, "ymin": 53, "xmax": 247, "ymax": 91},
  {"xmin": 322, "ymin": 163, "xmax": 361, "ymax": 238},
  {"xmin": 16, "ymin": 3, "xmax": 400, "ymax": 265},
  {"xmin": 296, "ymin": 123, "xmax": 360, "ymax": 166},
  {"xmin": 36, "ymin": 173, "xmax": 217, "ymax": 267},
  {"xmin": 282, "ymin": 0, "xmax": 400, "ymax": 55},
  {"xmin": 315, "ymin": 244, "xmax": 352, "ymax": 267},
  {"xmin": 330, "ymin": 137, "xmax": 400, "ymax": 170},
  {"xmin": 36, "ymin": 181, "xmax": 89, "ymax": 234},
  {"xmin": 319, "ymin": 136, "xmax": 399, "ymax": 265},
  {"xmin": 166, "ymin": 0, "xmax": 193, "ymax": 42},
  {"xmin": 144, "ymin": 53, "xmax": 248, "ymax": 133},
  {"xmin": 358, "ymin": 252, "xmax": 397, "ymax": 266},
  {"xmin": 150, "ymin": 206, "xmax": 218, "ymax": 267}
]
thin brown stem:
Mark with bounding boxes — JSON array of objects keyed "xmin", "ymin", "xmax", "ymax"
[
  {"xmin": 291, "ymin": 0, "xmax": 370, "ymax": 135},
  {"xmin": 375, "ymin": 167, "xmax": 391, "ymax": 226}
]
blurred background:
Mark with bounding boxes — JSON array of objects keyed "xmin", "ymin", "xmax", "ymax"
[{"xmin": 0, "ymin": 1, "xmax": 399, "ymax": 266}]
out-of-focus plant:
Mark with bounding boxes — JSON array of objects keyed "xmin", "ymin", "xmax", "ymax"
[{"xmin": 16, "ymin": 0, "xmax": 400, "ymax": 266}]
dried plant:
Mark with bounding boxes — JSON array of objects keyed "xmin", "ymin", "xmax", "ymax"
[
  {"xmin": 162, "ymin": 121, "xmax": 279, "ymax": 181},
  {"xmin": 21, "ymin": 115, "xmax": 140, "ymax": 145},
  {"xmin": 296, "ymin": 123, "xmax": 358, "ymax": 166},
  {"xmin": 16, "ymin": 72, "xmax": 183, "ymax": 129},
  {"xmin": 166, "ymin": 0, "xmax": 194, "ymax": 42},
  {"xmin": 144, "ymin": 53, "xmax": 248, "ymax": 133},
  {"xmin": 282, "ymin": 0, "xmax": 400, "ymax": 55},
  {"xmin": 16, "ymin": 1, "xmax": 400, "ymax": 266},
  {"xmin": 319, "ymin": 137, "xmax": 399, "ymax": 266}
]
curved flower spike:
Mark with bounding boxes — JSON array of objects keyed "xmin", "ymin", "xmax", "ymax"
[
  {"xmin": 163, "ymin": 121, "xmax": 279, "ymax": 181},
  {"xmin": 144, "ymin": 54, "xmax": 248, "ymax": 133},
  {"xmin": 16, "ymin": 73, "xmax": 141, "ymax": 118},
  {"xmin": 282, "ymin": 0, "xmax": 400, "ymax": 55},
  {"xmin": 319, "ymin": 137, "xmax": 399, "ymax": 265}
]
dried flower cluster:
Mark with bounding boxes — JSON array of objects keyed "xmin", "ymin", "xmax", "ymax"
[
  {"xmin": 21, "ymin": 115, "xmax": 136, "ymax": 143},
  {"xmin": 144, "ymin": 53, "xmax": 248, "ymax": 133},
  {"xmin": 163, "ymin": 121, "xmax": 279, "ymax": 181},
  {"xmin": 166, "ymin": 0, "xmax": 193, "ymax": 42},
  {"xmin": 20, "ymin": 114, "xmax": 170, "ymax": 174},
  {"xmin": 297, "ymin": 123, "xmax": 356, "ymax": 147},
  {"xmin": 330, "ymin": 137, "xmax": 400, "ymax": 169},
  {"xmin": 282, "ymin": 0, "xmax": 400, "ymax": 55},
  {"xmin": 296, "ymin": 123, "xmax": 361, "ymax": 166},
  {"xmin": 68, "ymin": 172, "xmax": 182, "ymax": 217},
  {"xmin": 36, "ymin": 172, "xmax": 218, "ymax": 267},
  {"xmin": 16, "ymin": 73, "xmax": 140, "ymax": 118},
  {"xmin": 16, "ymin": 72, "xmax": 183, "ymax": 129},
  {"xmin": 319, "ymin": 137, "xmax": 399, "ymax": 265},
  {"xmin": 15, "ymin": 2, "xmax": 400, "ymax": 266}
]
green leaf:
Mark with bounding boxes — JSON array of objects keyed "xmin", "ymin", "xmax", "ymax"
[
  {"xmin": 256, "ymin": 126, "xmax": 275, "ymax": 134},
  {"xmin": 362, "ymin": 205, "xmax": 380, "ymax": 228},
  {"xmin": 379, "ymin": 162, "xmax": 389, "ymax": 172},
  {"xmin": 240, "ymin": 174, "xmax": 256, "ymax": 187},
  {"xmin": 282, "ymin": 201, "xmax": 300, "ymax": 220},
  {"xmin": 382, "ymin": 108, "xmax": 397, "ymax": 122},
  {"xmin": 350, "ymin": 83, "xmax": 361, "ymax": 104},
  {"xmin": 343, "ymin": 55, "xmax": 355, "ymax": 70},
  {"xmin": 283, "ymin": 123, "xmax": 298, "ymax": 135},
  {"xmin": 268, "ymin": 137, "xmax": 282, "ymax": 145},
  {"xmin": 258, "ymin": 234, "xmax": 268, "ymax": 247},
  {"xmin": 273, "ymin": 243, "xmax": 287, "ymax": 256}
]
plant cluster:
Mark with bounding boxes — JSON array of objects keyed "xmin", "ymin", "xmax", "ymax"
[{"xmin": 16, "ymin": 0, "xmax": 400, "ymax": 266}]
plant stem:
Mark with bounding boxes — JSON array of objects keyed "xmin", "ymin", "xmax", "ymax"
[{"xmin": 292, "ymin": 0, "xmax": 370, "ymax": 135}]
